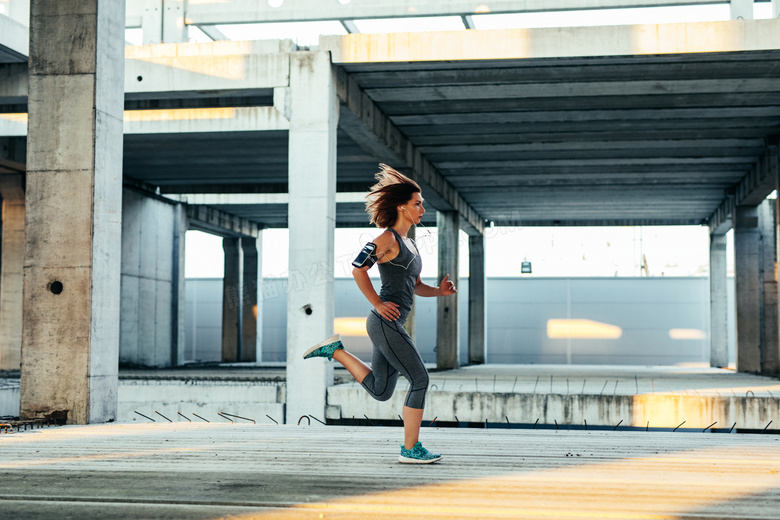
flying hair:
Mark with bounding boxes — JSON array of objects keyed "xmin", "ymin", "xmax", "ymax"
[{"xmin": 365, "ymin": 164, "xmax": 421, "ymax": 228}]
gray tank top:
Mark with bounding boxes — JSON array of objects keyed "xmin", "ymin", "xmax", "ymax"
[{"xmin": 377, "ymin": 228, "xmax": 422, "ymax": 322}]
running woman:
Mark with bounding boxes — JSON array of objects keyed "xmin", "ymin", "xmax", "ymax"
[{"xmin": 303, "ymin": 164, "xmax": 456, "ymax": 464}]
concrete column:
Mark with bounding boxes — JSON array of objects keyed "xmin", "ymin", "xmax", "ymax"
[
  {"xmin": 255, "ymin": 231, "xmax": 264, "ymax": 361},
  {"xmin": 468, "ymin": 233, "xmax": 486, "ymax": 365},
  {"xmin": 141, "ymin": 0, "xmax": 163, "ymax": 45},
  {"xmin": 0, "ymin": 174, "xmax": 24, "ymax": 370},
  {"xmin": 436, "ymin": 211, "xmax": 460, "ymax": 370},
  {"xmin": 403, "ymin": 224, "xmax": 416, "ymax": 343},
  {"xmin": 241, "ymin": 237, "xmax": 258, "ymax": 362},
  {"xmin": 21, "ymin": 0, "xmax": 125, "ymax": 424},
  {"xmin": 730, "ymin": 0, "xmax": 754, "ymax": 19},
  {"xmin": 221, "ymin": 237, "xmax": 242, "ymax": 362},
  {"xmin": 171, "ymin": 203, "xmax": 187, "ymax": 366},
  {"xmin": 286, "ymin": 51, "xmax": 338, "ymax": 424},
  {"xmin": 162, "ymin": 0, "xmax": 188, "ymax": 43},
  {"xmin": 709, "ymin": 232, "xmax": 729, "ymax": 368},
  {"xmin": 759, "ymin": 199, "xmax": 779, "ymax": 376},
  {"xmin": 734, "ymin": 205, "xmax": 761, "ymax": 373}
]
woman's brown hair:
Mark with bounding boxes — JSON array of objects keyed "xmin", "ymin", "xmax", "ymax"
[{"xmin": 365, "ymin": 164, "xmax": 421, "ymax": 228}]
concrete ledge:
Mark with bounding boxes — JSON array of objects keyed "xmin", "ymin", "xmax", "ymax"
[
  {"xmin": 118, "ymin": 379, "xmax": 284, "ymax": 424},
  {"xmin": 327, "ymin": 365, "xmax": 780, "ymax": 430},
  {"xmin": 322, "ymin": 19, "xmax": 780, "ymax": 63}
]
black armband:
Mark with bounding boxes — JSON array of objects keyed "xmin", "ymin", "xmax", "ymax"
[{"xmin": 352, "ymin": 242, "xmax": 378, "ymax": 268}]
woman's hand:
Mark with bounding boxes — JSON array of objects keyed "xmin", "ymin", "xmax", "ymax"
[
  {"xmin": 374, "ymin": 300, "xmax": 401, "ymax": 321},
  {"xmin": 438, "ymin": 274, "xmax": 457, "ymax": 296}
]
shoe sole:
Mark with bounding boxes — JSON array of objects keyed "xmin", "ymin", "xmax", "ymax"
[
  {"xmin": 398, "ymin": 455, "xmax": 442, "ymax": 464},
  {"xmin": 302, "ymin": 334, "xmax": 342, "ymax": 359}
]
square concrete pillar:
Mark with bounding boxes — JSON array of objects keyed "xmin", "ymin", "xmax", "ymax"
[
  {"xmin": 241, "ymin": 237, "xmax": 259, "ymax": 362},
  {"xmin": 171, "ymin": 203, "xmax": 188, "ymax": 366},
  {"xmin": 21, "ymin": 0, "xmax": 125, "ymax": 424},
  {"xmin": 0, "ymin": 174, "xmax": 24, "ymax": 370},
  {"xmin": 222, "ymin": 237, "xmax": 242, "ymax": 362},
  {"xmin": 734, "ymin": 205, "xmax": 761, "ymax": 373},
  {"xmin": 436, "ymin": 211, "xmax": 460, "ymax": 370},
  {"xmin": 759, "ymin": 199, "xmax": 779, "ymax": 376},
  {"xmin": 709, "ymin": 232, "xmax": 729, "ymax": 368},
  {"xmin": 468, "ymin": 233, "xmax": 486, "ymax": 365},
  {"xmin": 285, "ymin": 51, "xmax": 338, "ymax": 424},
  {"xmin": 730, "ymin": 0, "xmax": 754, "ymax": 19},
  {"xmin": 403, "ymin": 224, "xmax": 416, "ymax": 343}
]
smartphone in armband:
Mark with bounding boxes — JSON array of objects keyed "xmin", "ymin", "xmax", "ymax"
[{"xmin": 352, "ymin": 242, "xmax": 378, "ymax": 268}]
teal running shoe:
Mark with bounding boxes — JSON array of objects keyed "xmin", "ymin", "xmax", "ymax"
[
  {"xmin": 399, "ymin": 442, "xmax": 442, "ymax": 464},
  {"xmin": 302, "ymin": 334, "xmax": 344, "ymax": 361}
]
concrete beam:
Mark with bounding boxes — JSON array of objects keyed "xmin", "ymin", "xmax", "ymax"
[
  {"xmin": 181, "ymin": 193, "xmax": 367, "ymax": 204},
  {"xmin": 335, "ymin": 67, "xmax": 485, "ymax": 236},
  {"xmin": 708, "ymin": 140, "xmax": 778, "ymax": 234},
  {"xmin": 196, "ymin": 25, "xmax": 230, "ymax": 41},
  {"xmin": 321, "ymin": 19, "xmax": 780, "ymax": 63},
  {"xmin": 124, "ymin": 41, "xmax": 292, "ymax": 95},
  {"xmin": 184, "ymin": 0, "xmax": 727, "ymax": 25},
  {"xmin": 123, "ymin": 107, "xmax": 289, "ymax": 134},
  {"xmin": 185, "ymin": 204, "xmax": 261, "ymax": 238}
]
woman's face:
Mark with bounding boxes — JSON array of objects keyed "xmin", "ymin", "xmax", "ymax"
[{"xmin": 400, "ymin": 192, "xmax": 425, "ymax": 224}]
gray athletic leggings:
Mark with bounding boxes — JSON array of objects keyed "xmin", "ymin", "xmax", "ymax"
[{"xmin": 360, "ymin": 310, "xmax": 429, "ymax": 409}]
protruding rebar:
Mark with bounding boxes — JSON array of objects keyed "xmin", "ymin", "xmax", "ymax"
[
  {"xmin": 533, "ymin": 376, "xmax": 539, "ymax": 393},
  {"xmin": 703, "ymin": 421, "xmax": 717, "ymax": 432},
  {"xmin": 763, "ymin": 421, "xmax": 773, "ymax": 431},
  {"xmin": 613, "ymin": 419, "xmax": 623, "ymax": 431},
  {"xmin": 218, "ymin": 413, "xmax": 234, "ymax": 423},
  {"xmin": 308, "ymin": 415, "xmax": 327, "ymax": 425},
  {"xmin": 506, "ymin": 416, "xmax": 511, "ymax": 429},
  {"xmin": 533, "ymin": 418, "xmax": 539, "ymax": 429},
  {"xmin": 192, "ymin": 413, "xmax": 210, "ymax": 423},
  {"xmin": 298, "ymin": 415, "xmax": 311, "ymax": 426},
  {"xmin": 729, "ymin": 422, "xmax": 736, "ymax": 433},
  {"xmin": 512, "ymin": 377, "xmax": 518, "ymax": 393},
  {"xmin": 221, "ymin": 412, "xmax": 255, "ymax": 424},
  {"xmin": 428, "ymin": 416, "xmax": 437, "ymax": 427},
  {"xmin": 134, "ymin": 411, "xmax": 155, "ymax": 422},
  {"xmin": 265, "ymin": 414, "xmax": 279, "ymax": 425},
  {"xmin": 177, "ymin": 412, "xmax": 191, "ymax": 422},
  {"xmin": 155, "ymin": 411, "xmax": 172, "ymax": 423},
  {"xmin": 673, "ymin": 421, "xmax": 686, "ymax": 432},
  {"xmin": 600, "ymin": 380, "xmax": 608, "ymax": 395}
]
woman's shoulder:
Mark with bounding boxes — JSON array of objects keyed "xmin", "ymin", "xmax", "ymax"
[{"xmin": 373, "ymin": 229, "xmax": 397, "ymax": 247}]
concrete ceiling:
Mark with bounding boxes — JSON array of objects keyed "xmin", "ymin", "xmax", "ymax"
[
  {"xmin": 341, "ymin": 51, "xmax": 780, "ymax": 227},
  {"xmin": 7, "ymin": 19, "xmax": 780, "ymax": 230},
  {"xmin": 123, "ymin": 48, "xmax": 780, "ymax": 229}
]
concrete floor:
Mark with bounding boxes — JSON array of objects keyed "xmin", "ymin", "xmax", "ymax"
[{"xmin": 1, "ymin": 422, "xmax": 779, "ymax": 519}]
